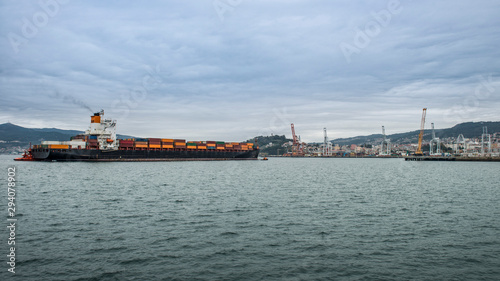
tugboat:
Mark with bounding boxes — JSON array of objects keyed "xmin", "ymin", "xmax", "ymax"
[{"xmin": 14, "ymin": 144, "xmax": 35, "ymax": 161}]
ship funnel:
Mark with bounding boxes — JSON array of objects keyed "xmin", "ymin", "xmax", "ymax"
[{"xmin": 91, "ymin": 112, "xmax": 101, "ymax": 123}]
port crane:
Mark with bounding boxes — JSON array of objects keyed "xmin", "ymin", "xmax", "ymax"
[
  {"xmin": 290, "ymin": 123, "xmax": 304, "ymax": 156},
  {"xmin": 415, "ymin": 108, "xmax": 427, "ymax": 156},
  {"xmin": 481, "ymin": 126, "xmax": 491, "ymax": 156},
  {"xmin": 380, "ymin": 126, "xmax": 391, "ymax": 155},
  {"xmin": 429, "ymin": 123, "xmax": 441, "ymax": 155},
  {"xmin": 455, "ymin": 134, "xmax": 466, "ymax": 154},
  {"xmin": 323, "ymin": 128, "xmax": 333, "ymax": 156}
]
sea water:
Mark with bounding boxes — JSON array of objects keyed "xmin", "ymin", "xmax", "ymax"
[{"xmin": 1, "ymin": 156, "xmax": 499, "ymax": 280}]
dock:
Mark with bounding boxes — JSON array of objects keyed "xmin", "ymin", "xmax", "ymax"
[{"xmin": 404, "ymin": 156, "xmax": 500, "ymax": 162}]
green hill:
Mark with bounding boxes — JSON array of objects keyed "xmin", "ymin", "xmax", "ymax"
[
  {"xmin": 0, "ymin": 123, "xmax": 133, "ymax": 154},
  {"xmin": 0, "ymin": 123, "xmax": 82, "ymax": 142},
  {"xmin": 332, "ymin": 121, "xmax": 500, "ymax": 146},
  {"xmin": 245, "ymin": 135, "xmax": 291, "ymax": 156}
]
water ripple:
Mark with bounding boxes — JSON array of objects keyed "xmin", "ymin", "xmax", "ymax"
[{"xmin": 2, "ymin": 156, "xmax": 499, "ymax": 280}]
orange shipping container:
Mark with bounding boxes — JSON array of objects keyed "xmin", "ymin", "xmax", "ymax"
[
  {"xmin": 162, "ymin": 139, "xmax": 174, "ymax": 143},
  {"xmin": 135, "ymin": 144, "xmax": 148, "ymax": 148},
  {"xmin": 149, "ymin": 144, "xmax": 161, "ymax": 148},
  {"xmin": 50, "ymin": 144, "xmax": 69, "ymax": 149},
  {"xmin": 198, "ymin": 146, "xmax": 207, "ymax": 150},
  {"xmin": 162, "ymin": 144, "xmax": 174, "ymax": 149}
]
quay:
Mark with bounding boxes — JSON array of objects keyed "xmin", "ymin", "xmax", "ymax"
[{"xmin": 404, "ymin": 156, "xmax": 500, "ymax": 162}]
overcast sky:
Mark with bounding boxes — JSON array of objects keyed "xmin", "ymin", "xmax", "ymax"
[{"xmin": 1, "ymin": 0, "xmax": 499, "ymax": 142}]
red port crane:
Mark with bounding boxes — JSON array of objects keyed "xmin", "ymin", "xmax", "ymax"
[
  {"xmin": 291, "ymin": 123, "xmax": 298, "ymax": 155},
  {"xmin": 290, "ymin": 123, "xmax": 304, "ymax": 156}
]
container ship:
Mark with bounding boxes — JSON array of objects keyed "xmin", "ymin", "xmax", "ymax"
[{"xmin": 16, "ymin": 110, "xmax": 259, "ymax": 161}]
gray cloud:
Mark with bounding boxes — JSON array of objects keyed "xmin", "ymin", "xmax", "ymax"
[{"xmin": 1, "ymin": 0, "xmax": 499, "ymax": 141}]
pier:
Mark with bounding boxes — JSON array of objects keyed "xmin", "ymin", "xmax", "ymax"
[{"xmin": 404, "ymin": 156, "xmax": 500, "ymax": 162}]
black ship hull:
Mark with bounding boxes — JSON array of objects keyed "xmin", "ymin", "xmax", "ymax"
[{"xmin": 31, "ymin": 148, "xmax": 259, "ymax": 161}]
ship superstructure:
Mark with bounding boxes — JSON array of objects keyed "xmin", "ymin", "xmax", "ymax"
[{"xmin": 86, "ymin": 110, "xmax": 118, "ymax": 150}]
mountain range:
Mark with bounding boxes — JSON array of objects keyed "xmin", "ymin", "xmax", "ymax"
[
  {"xmin": 0, "ymin": 123, "xmax": 132, "ymax": 153},
  {"xmin": 331, "ymin": 121, "xmax": 500, "ymax": 146},
  {"xmin": 1, "ymin": 121, "xmax": 499, "ymax": 154}
]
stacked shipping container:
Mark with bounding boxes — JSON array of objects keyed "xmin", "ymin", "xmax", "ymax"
[
  {"xmin": 43, "ymin": 137, "xmax": 259, "ymax": 152},
  {"xmin": 149, "ymin": 138, "xmax": 161, "ymax": 149},
  {"xmin": 175, "ymin": 139, "xmax": 186, "ymax": 149},
  {"xmin": 87, "ymin": 135, "xmax": 99, "ymax": 149},
  {"xmin": 119, "ymin": 139, "xmax": 134, "ymax": 150},
  {"xmin": 162, "ymin": 139, "xmax": 174, "ymax": 149}
]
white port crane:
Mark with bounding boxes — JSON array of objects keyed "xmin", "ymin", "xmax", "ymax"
[
  {"xmin": 323, "ymin": 128, "xmax": 333, "ymax": 156},
  {"xmin": 380, "ymin": 126, "xmax": 391, "ymax": 155},
  {"xmin": 429, "ymin": 123, "xmax": 441, "ymax": 155},
  {"xmin": 455, "ymin": 134, "xmax": 466, "ymax": 154},
  {"xmin": 481, "ymin": 126, "xmax": 491, "ymax": 156}
]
